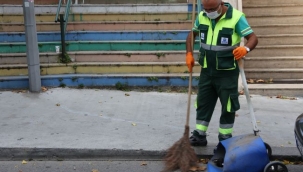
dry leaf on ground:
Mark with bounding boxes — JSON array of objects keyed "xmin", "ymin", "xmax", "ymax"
[
  {"xmin": 247, "ymin": 79, "xmax": 255, "ymax": 83},
  {"xmin": 276, "ymin": 95, "xmax": 298, "ymax": 100},
  {"xmin": 200, "ymin": 159, "xmax": 209, "ymax": 164},
  {"xmin": 132, "ymin": 123, "xmax": 137, "ymax": 126},
  {"xmin": 41, "ymin": 86, "xmax": 48, "ymax": 92},
  {"xmin": 125, "ymin": 93, "xmax": 130, "ymax": 96},
  {"xmin": 256, "ymin": 79, "xmax": 265, "ymax": 83},
  {"xmin": 56, "ymin": 103, "xmax": 60, "ymax": 106},
  {"xmin": 238, "ymin": 91, "xmax": 244, "ymax": 95},
  {"xmin": 141, "ymin": 162, "xmax": 147, "ymax": 166},
  {"xmin": 91, "ymin": 169, "xmax": 99, "ymax": 172},
  {"xmin": 189, "ymin": 165, "xmax": 207, "ymax": 171},
  {"xmin": 21, "ymin": 160, "xmax": 27, "ymax": 164},
  {"xmin": 13, "ymin": 90, "xmax": 27, "ymax": 93}
]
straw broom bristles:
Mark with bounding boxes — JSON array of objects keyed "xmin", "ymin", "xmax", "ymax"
[{"xmin": 163, "ymin": 125, "xmax": 198, "ymax": 172}]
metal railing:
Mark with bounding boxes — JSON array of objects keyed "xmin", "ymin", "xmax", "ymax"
[
  {"xmin": 55, "ymin": 0, "xmax": 72, "ymax": 61},
  {"xmin": 55, "ymin": 0, "xmax": 72, "ymax": 33}
]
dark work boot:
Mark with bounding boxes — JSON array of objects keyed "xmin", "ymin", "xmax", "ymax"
[{"xmin": 189, "ymin": 130, "xmax": 207, "ymax": 146}]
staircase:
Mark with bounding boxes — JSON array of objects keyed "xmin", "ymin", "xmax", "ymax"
[
  {"xmin": 0, "ymin": 0, "xmax": 302, "ymax": 97},
  {"xmin": 243, "ymin": 0, "xmax": 303, "ymax": 96},
  {"xmin": 0, "ymin": 0, "xmax": 203, "ymax": 89}
]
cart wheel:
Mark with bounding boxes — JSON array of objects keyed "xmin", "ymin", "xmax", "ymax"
[
  {"xmin": 264, "ymin": 142, "xmax": 272, "ymax": 159},
  {"xmin": 263, "ymin": 161, "xmax": 288, "ymax": 172}
]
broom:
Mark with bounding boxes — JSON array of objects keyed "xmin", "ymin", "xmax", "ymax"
[{"xmin": 163, "ymin": 0, "xmax": 198, "ymax": 171}]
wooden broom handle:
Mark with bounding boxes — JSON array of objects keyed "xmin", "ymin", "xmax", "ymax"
[{"xmin": 186, "ymin": 0, "xmax": 196, "ymax": 126}]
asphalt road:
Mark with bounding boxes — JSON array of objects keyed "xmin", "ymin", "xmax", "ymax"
[{"xmin": 1, "ymin": 160, "xmax": 302, "ymax": 172}]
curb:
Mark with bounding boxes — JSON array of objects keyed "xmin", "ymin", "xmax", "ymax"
[{"xmin": 0, "ymin": 147, "xmax": 301, "ymax": 161}]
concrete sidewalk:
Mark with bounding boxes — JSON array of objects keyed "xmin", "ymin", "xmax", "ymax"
[{"xmin": 0, "ymin": 87, "xmax": 301, "ymax": 160}]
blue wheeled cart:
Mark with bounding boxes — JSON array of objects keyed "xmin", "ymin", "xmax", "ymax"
[
  {"xmin": 207, "ymin": 60, "xmax": 288, "ymax": 172},
  {"xmin": 295, "ymin": 113, "xmax": 303, "ymax": 160}
]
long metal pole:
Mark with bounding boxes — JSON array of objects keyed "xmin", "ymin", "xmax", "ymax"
[
  {"xmin": 60, "ymin": 14, "xmax": 66, "ymax": 59},
  {"xmin": 23, "ymin": 0, "xmax": 41, "ymax": 92}
]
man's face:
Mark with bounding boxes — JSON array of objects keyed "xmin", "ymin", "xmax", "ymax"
[{"xmin": 203, "ymin": 0, "xmax": 223, "ymax": 13}]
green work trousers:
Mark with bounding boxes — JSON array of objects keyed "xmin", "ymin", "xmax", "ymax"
[{"xmin": 196, "ymin": 72, "xmax": 240, "ymax": 141}]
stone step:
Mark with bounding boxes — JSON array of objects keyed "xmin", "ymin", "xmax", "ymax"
[
  {"xmin": 4, "ymin": 31, "xmax": 301, "ymax": 47},
  {"xmin": 247, "ymin": 84, "xmax": 303, "ymax": 97},
  {"xmin": 0, "ymin": 21, "xmax": 193, "ymax": 32},
  {"xmin": 0, "ymin": 62, "xmax": 199, "ymax": 76},
  {"xmin": 0, "ymin": 40, "xmax": 200, "ymax": 53},
  {"xmin": 0, "ymin": 13, "xmax": 192, "ymax": 23},
  {"xmin": 244, "ymin": 56, "xmax": 303, "ymax": 69},
  {"xmin": 247, "ymin": 45, "xmax": 303, "ymax": 57},
  {"xmin": 0, "ymin": 0, "xmax": 58, "ymax": 5},
  {"xmin": 0, "ymin": 0, "xmax": 187, "ymax": 5},
  {"xmin": 243, "ymin": 0, "xmax": 303, "ymax": 6},
  {"xmin": 0, "ymin": 74, "xmax": 202, "ymax": 90},
  {"xmin": 1, "ymin": 62, "xmax": 302, "ymax": 80},
  {"xmin": 0, "ymin": 4, "xmax": 189, "ymax": 15},
  {"xmin": 0, "ymin": 31, "xmax": 190, "ymax": 43},
  {"xmin": 256, "ymin": 34, "xmax": 303, "ymax": 46},
  {"xmin": 80, "ymin": 0, "xmax": 188, "ymax": 4},
  {"xmin": 0, "ymin": 51, "xmax": 197, "ymax": 64},
  {"xmin": 246, "ymin": 15, "xmax": 303, "ymax": 25},
  {"xmin": 251, "ymin": 24, "xmax": 303, "ymax": 35},
  {"xmin": 245, "ymin": 68, "xmax": 303, "ymax": 80},
  {"xmin": 243, "ymin": 4, "xmax": 303, "ymax": 17},
  {"xmin": 1, "ymin": 74, "xmax": 303, "ymax": 97},
  {"xmin": 2, "ymin": 22, "xmax": 301, "ymax": 36}
]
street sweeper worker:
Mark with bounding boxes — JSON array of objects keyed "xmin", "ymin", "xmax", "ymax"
[{"xmin": 185, "ymin": 0, "xmax": 258, "ymax": 146}]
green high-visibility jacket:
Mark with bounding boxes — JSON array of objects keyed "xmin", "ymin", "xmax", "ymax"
[{"xmin": 197, "ymin": 4, "xmax": 243, "ymax": 77}]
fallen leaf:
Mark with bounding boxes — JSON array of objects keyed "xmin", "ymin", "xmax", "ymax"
[
  {"xmin": 256, "ymin": 79, "xmax": 264, "ymax": 83},
  {"xmin": 91, "ymin": 169, "xmax": 99, "ymax": 172},
  {"xmin": 22, "ymin": 160, "xmax": 27, "ymax": 164},
  {"xmin": 56, "ymin": 103, "xmax": 60, "ymax": 106},
  {"xmin": 257, "ymin": 121, "xmax": 261, "ymax": 123},
  {"xmin": 283, "ymin": 160, "xmax": 290, "ymax": 165},
  {"xmin": 238, "ymin": 91, "xmax": 244, "ymax": 95},
  {"xmin": 141, "ymin": 162, "xmax": 147, "ymax": 166},
  {"xmin": 247, "ymin": 79, "xmax": 255, "ymax": 84},
  {"xmin": 132, "ymin": 123, "xmax": 137, "ymax": 126},
  {"xmin": 125, "ymin": 93, "xmax": 130, "ymax": 96},
  {"xmin": 200, "ymin": 158, "xmax": 209, "ymax": 164},
  {"xmin": 13, "ymin": 90, "xmax": 27, "ymax": 94},
  {"xmin": 189, "ymin": 165, "xmax": 207, "ymax": 171},
  {"xmin": 198, "ymin": 166, "xmax": 207, "ymax": 171},
  {"xmin": 276, "ymin": 95, "xmax": 298, "ymax": 100},
  {"xmin": 189, "ymin": 166, "xmax": 199, "ymax": 171},
  {"xmin": 41, "ymin": 86, "xmax": 48, "ymax": 92}
]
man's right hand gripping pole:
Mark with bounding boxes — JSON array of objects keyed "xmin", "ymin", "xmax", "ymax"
[{"xmin": 186, "ymin": 52, "xmax": 195, "ymax": 73}]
